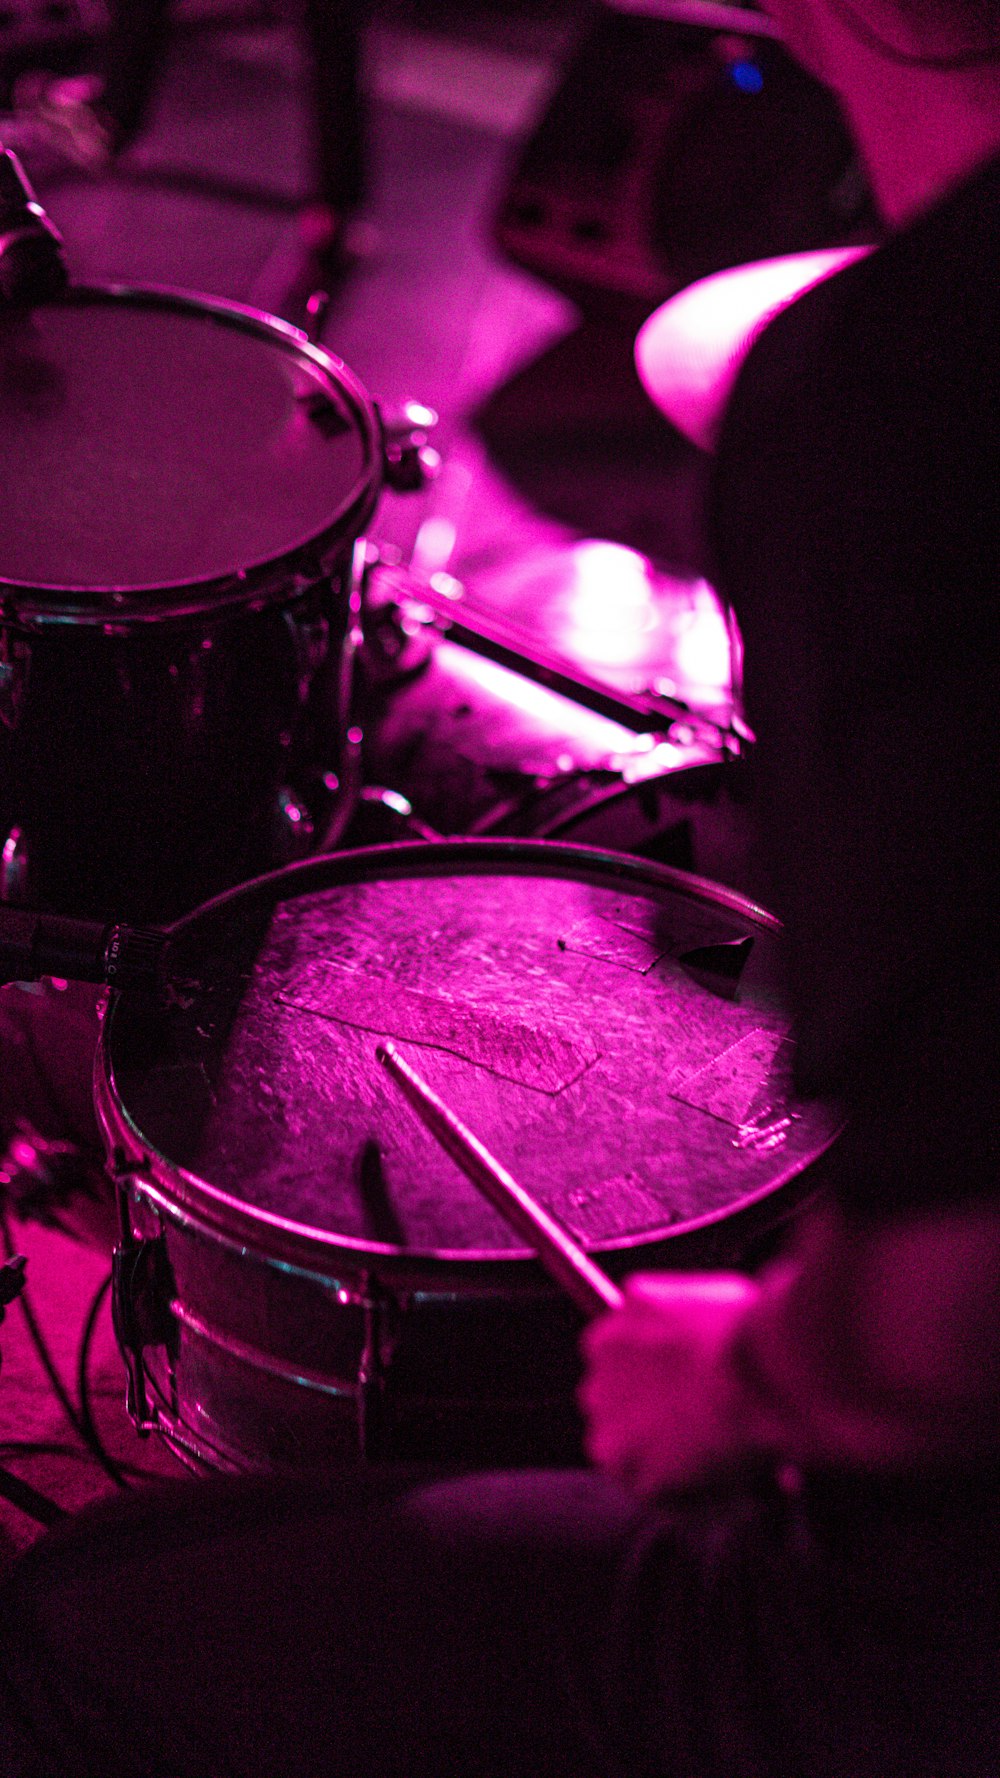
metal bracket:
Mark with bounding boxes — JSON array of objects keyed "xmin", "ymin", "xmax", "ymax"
[
  {"xmin": 379, "ymin": 400, "xmax": 441, "ymax": 493},
  {"xmin": 111, "ymin": 1177, "xmax": 176, "ymax": 1435},
  {"xmin": 356, "ymin": 1274, "xmax": 397, "ymax": 1461},
  {"xmin": 0, "ymin": 632, "xmax": 30, "ymax": 732},
  {"xmin": 283, "ymin": 603, "xmax": 330, "ymax": 706}
]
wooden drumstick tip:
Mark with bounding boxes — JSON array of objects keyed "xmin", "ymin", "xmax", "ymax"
[{"xmin": 373, "ymin": 1038, "xmax": 623, "ymax": 1320}]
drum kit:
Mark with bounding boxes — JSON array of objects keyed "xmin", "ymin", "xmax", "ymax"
[{"xmin": 0, "ymin": 148, "xmax": 841, "ymax": 1475}]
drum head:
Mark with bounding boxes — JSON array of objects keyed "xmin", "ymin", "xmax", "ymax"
[
  {"xmin": 0, "ymin": 288, "xmax": 379, "ymax": 614},
  {"xmin": 100, "ymin": 842, "xmax": 841, "ymax": 1276}
]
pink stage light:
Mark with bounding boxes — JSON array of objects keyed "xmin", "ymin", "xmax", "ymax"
[
  {"xmin": 548, "ymin": 541, "xmax": 732, "ymax": 712},
  {"xmin": 437, "ymin": 639, "xmax": 644, "ymax": 759},
  {"xmin": 556, "ymin": 541, "xmax": 659, "ymax": 670},
  {"xmin": 672, "ymin": 580, "xmax": 732, "ymax": 701}
]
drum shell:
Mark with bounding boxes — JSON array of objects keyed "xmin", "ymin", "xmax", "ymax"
[
  {"xmin": 113, "ymin": 1177, "xmax": 594, "ymax": 1471},
  {"xmin": 110, "ymin": 1127, "xmax": 804, "ymax": 1475},
  {"xmin": 98, "ymin": 840, "xmax": 837, "ymax": 1475},
  {"xmin": 0, "ymin": 284, "xmax": 382, "ymax": 921},
  {"xmin": 114, "ymin": 1164, "xmax": 817, "ymax": 1476},
  {"xmin": 1, "ymin": 587, "xmax": 343, "ymax": 923}
]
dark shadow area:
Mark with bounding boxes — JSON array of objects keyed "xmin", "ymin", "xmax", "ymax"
[{"xmin": 473, "ymin": 314, "xmax": 711, "ymax": 573}]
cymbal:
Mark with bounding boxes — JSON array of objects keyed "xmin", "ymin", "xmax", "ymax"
[{"xmin": 635, "ymin": 246, "xmax": 873, "ymax": 451}]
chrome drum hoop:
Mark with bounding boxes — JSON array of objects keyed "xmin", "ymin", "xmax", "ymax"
[{"xmin": 1, "ymin": 282, "xmax": 383, "ymax": 626}]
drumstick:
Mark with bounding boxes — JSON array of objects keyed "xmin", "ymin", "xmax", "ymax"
[{"xmin": 375, "ymin": 1040, "xmax": 623, "ymax": 1319}]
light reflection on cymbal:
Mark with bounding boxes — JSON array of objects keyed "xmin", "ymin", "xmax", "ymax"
[{"xmin": 635, "ymin": 246, "xmax": 873, "ymax": 451}]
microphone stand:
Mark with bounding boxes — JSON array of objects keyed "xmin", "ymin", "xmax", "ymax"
[{"xmin": 0, "ymin": 907, "xmax": 168, "ymax": 994}]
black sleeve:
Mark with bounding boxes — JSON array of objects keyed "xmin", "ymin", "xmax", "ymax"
[{"xmin": 707, "ymin": 201, "xmax": 999, "ymax": 1216}]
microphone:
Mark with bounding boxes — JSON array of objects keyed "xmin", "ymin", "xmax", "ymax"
[
  {"xmin": 0, "ymin": 146, "xmax": 69, "ymax": 306},
  {"xmin": 0, "ymin": 908, "xmax": 167, "ymax": 993}
]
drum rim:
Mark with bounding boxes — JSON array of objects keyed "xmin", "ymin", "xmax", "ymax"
[
  {"xmin": 97, "ymin": 838, "xmax": 830, "ymax": 1280},
  {"xmin": 0, "ymin": 283, "xmax": 383, "ymax": 625}
]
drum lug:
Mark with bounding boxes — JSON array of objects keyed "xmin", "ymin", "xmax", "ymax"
[
  {"xmin": 283, "ymin": 606, "xmax": 330, "ymax": 704},
  {"xmin": 274, "ymin": 786, "xmax": 315, "ymax": 861},
  {"xmin": 0, "ymin": 633, "xmax": 31, "ymax": 733},
  {"xmin": 112, "ymin": 1183, "xmax": 176, "ymax": 1436},
  {"xmin": 314, "ymin": 539, "xmax": 370, "ymax": 852},
  {"xmin": 356, "ymin": 1278, "xmax": 394, "ymax": 1461},
  {"xmin": 0, "ymin": 825, "xmax": 31, "ymax": 905},
  {"xmin": 379, "ymin": 400, "xmax": 441, "ymax": 493}
]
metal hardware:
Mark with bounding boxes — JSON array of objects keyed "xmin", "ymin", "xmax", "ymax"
[
  {"xmin": 275, "ymin": 786, "xmax": 315, "ymax": 861},
  {"xmin": 112, "ymin": 1178, "xmax": 175, "ymax": 1435},
  {"xmin": 379, "ymin": 400, "xmax": 441, "ymax": 493},
  {"xmin": 164, "ymin": 1298, "xmax": 358, "ymax": 1398},
  {"xmin": 356, "ymin": 1276, "xmax": 392, "ymax": 1460},
  {"xmin": 372, "ymin": 561, "xmax": 737, "ymax": 748},
  {"xmin": 0, "ymin": 632, "xmax": 31, "ymax": 732},
  {"xmin": 317, "ymin": 537, "xmax": 369, "ymax": 851},
  {"xmin": 356, "ymin": 784, "xmax": 443, "ymax": 842},
  {"xmin": 0, "ymin": 825, "xmax": 30, "ymax": 905}
]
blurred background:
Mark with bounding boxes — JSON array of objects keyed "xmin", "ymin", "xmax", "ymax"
[{"xmin": 0, "ymin": 0, "xmax": 876, "ymax": 591}]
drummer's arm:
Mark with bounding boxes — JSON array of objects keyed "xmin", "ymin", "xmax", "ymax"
[{"xmin": 579, "ymin": 1200, "xmax": 1000, "ymax": 1494}]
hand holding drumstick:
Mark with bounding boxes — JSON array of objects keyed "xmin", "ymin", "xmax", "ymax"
[
  {"xmin": 375, "ymin": 1040, "xmax": 622, "ymax": 1317},
  {"xmin": 376, "ymin": 1041, "xmax": 771, "ymax": 1497}
]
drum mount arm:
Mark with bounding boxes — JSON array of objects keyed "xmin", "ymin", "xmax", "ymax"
[{"xmin": 0, "ymin": 907, "xmax": 167, "ymax": 993}]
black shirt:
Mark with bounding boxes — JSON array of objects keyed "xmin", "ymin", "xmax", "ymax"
[{"xmin": 710, "ymin": 150, "xmax": 1000, "ymax": 1214}]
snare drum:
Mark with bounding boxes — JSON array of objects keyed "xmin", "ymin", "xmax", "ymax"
[
  {"xmin": 0, "ymin": 286, "xmax": 383, "ymax": 921},
  {"xmin": 97, "ymin": 840, "xmax": 840, "ymax": 1474}
]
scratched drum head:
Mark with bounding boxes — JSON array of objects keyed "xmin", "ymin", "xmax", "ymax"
[
  {"xmin": 0, "ymin": 286, "xmax": 380, "ymax": 620},
  {"xmin": 98, "ymin": 841, "xmax": 842, "ymax": 1277}
]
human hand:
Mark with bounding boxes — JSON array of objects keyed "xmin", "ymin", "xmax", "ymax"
[{"xmin": 578, "ymin": 1270, "xmax": 767, "ymax": 1498}]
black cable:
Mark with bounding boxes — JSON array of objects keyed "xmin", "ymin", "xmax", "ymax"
[
  {"xmin": 0, "ymin": 1207, "xmax": 86, "ymax": 1440},
  {"xmin": 77, "ymin": 1271, "xmax": 131, "ymax": 1489},
  {"xmin": 0, "ymin": 1463, "xmax": 66, "ymax": 1528},
  {"xmin": 0, "ymin": 1440, "xmax": 87, "ymax": 1460},
  {"xmin": 77, "ymin": 1271, "xmax": 112, "ymax": 1457},
  {"xmin": 0, "ymin": 1209, "xmax": 129, "ymax": 1490}
]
